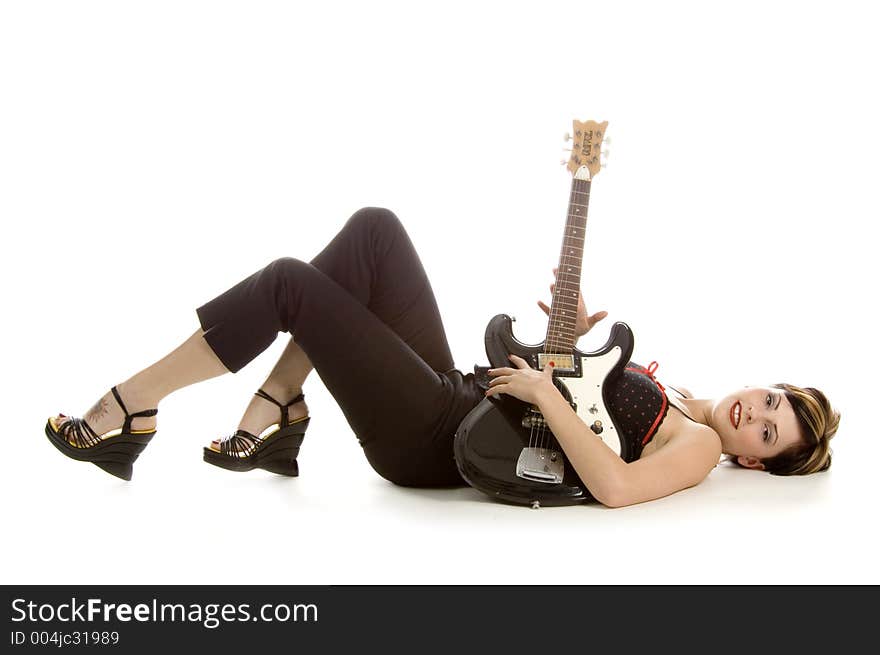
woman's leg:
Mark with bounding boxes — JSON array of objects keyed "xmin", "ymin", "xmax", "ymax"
[
  {"xmin": 194, "ymin": 207, "xmax": 468, "ymax": 485},
  {"xmin": 226, "ymin": 338, "xmax": 312, "ymax": 442},
  {"xmin": 228, "ymin": 207, "xmax": 457, "ymax": 439},
  {"xmin": 51, "ymin": 328, "xmax": 229, "ymax": 440}
]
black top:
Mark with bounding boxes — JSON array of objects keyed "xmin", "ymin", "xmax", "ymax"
[{"xmin": 605, "ymin": 361, "xmax": 670, "ymax": 461}]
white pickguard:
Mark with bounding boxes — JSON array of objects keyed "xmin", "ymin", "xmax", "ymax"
[{"xmin": 555, "ymin": 347, "xmax": 623, "ymax": 456}]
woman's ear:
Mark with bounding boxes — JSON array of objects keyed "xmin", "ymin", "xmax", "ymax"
[{"xmin": 737, "ymin": 455, "xmax": 765, "ymax": 470}]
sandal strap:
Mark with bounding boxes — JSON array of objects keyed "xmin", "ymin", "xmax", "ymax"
[
  {"xmin": 219, "ymin": 429, "xmax": 262, "ymax": 458},
  {"xmin": 254, "ymin": 389, "xmax": 305, "ymax": 428},
  {"xmin": 110, "ymin": 385, "xmax": 158, "ymax": 434},
  {"xmin": 110, "ymin": 386, "xmax": 131, "ymax": 416},
  {"xmin": 54, "ymin": 388, "xmax": 157, "ymax": 448},
  {"xmin": 59, "ymin": 416, "xmax": 101, "ymax": 449}
]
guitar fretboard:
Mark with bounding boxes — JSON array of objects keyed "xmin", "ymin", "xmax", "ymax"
[{"xmin": 544, "ymin": 176, "xmax": 591, "ymax": 353}]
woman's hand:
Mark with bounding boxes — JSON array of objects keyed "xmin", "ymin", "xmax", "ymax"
[
  {"xmin": 485, "ymin": 354, "xmax": 558, "ymax": 406},
  {"xmin": 537, "ymin": 267, "xmax": 607, "ymax": 337}
]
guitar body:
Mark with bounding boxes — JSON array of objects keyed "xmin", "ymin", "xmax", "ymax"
[{"xmin": 454, "ymin": 316, "xmax": 635, "ymax": 507}]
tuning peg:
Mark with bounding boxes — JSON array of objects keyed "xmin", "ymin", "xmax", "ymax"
[
  {"xmin": 563, "ymin": 132, "xmax": 572, "ymax": 142},
  {"xmin": 603, "ymin": 136, "xmax": 612, "ymax": 145},
  {"xmin": 560, "ymin": 158, "xmax": 568, "ymax": 165}
]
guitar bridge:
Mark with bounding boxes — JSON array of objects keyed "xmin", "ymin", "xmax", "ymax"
[{"xmin": 516, "ymin": 447, "xmax": 564, "ymax": 484}]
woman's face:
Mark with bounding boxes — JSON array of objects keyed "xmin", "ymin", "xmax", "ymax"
[{"xmin": 710, "ymin": 386, "xmax": 803, "ymax": 468}]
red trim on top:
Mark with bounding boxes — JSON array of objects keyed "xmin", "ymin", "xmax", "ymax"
[{"xmin": 625, "ymin": 361, "xmax": 668, "ymax": 446}]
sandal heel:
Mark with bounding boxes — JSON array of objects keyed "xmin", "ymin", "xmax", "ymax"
[
  {"xmin": 258, "ymin": 457, "xmax": 299, "ymax": 477},
  {"xmin": 255, "ymin": 430, "xmax": 305, "ymax": 476},
  {"xmin": 93, "ymin": 460, "xmax": 134, "ymax": 481},
  {"xmin": 89, "ymin": 435, "xmax": 153, "ymax": 480},
  {"xmin": 258, "ymin": 428, "xmax": 306, "ymax": 458}
]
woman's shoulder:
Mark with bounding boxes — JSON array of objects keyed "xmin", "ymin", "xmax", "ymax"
[
  {"xmin": 666, "ymin": 384, "xmax": 693, "ymax": 399},
  {"xmin": 667, "ymin": 414, "xmax": 722, "ymax": 458},
  {"xmin": 650, "ymin": 408, "xmax": 721, "ymax": 459}
]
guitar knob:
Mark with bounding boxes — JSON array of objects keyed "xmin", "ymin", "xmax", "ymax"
[{"xmin": 531, "ymin": 500, "xmax": 541, "ymax": 509}]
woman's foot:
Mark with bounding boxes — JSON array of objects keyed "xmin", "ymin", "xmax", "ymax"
[
  {"xmin": 208, "ymin": 388, "xmax": 308, "ymax": 454},
  {"xmin": 49, "ymin": 381, "xmax": 158, "ymax": 446}
]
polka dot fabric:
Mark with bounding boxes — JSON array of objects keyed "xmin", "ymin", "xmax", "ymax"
[{"xmin": 606, "ymin": 361, "xmax": 669, "ymax": 462}]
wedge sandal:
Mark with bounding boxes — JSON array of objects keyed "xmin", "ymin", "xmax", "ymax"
[
  {"xmin": 203, "ymin": 389, "xmax": 309, "ymax": 476},
  {"xmin": 44, "ymin": 385, "xmax": 158, "ymax": 481}
]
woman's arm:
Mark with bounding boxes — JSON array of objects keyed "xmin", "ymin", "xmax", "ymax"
[
  {"xmin": 533, "ymin": 389, "xmax": 628, "ymax": 505},
  {"xmin": 535, "ymin": 388, "xmax": 721, "ymax": 508}
]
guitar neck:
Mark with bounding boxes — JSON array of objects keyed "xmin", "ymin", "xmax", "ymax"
[{"xmin": 543, "ymin": 174, "xmax": 591, "ymax": 353}]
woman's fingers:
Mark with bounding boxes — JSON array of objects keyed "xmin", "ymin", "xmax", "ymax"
[
  {"xmin": 490, "ymin": 354, "xmax": 534, "ymax": 373},
  {"xmin": 588, "ymin": 310, "xmax": 608, "ymax": 325}
]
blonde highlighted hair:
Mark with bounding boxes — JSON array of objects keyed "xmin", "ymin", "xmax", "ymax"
[{"xmin": 736, "ymin": 383, "xmax": 839, "ymax": 475}]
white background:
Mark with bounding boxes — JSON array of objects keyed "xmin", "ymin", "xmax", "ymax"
[{"xmin": 2, "ymin": 0, "xmax": 877, "ymax": 584}]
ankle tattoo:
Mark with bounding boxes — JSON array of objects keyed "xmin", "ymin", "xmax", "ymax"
[{"xmin": 85, "ymin": 396, "xmax": 111, "ymax": 423}]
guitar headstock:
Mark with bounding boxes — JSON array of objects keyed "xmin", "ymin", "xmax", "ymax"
[{"xmin": 564, "ymin": 119, "xmax": 608, "ymax": 180}]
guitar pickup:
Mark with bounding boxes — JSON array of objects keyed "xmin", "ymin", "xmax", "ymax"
[{"xmin": 537, "ymin": 353, "xmax": 575, "ymax": 372}]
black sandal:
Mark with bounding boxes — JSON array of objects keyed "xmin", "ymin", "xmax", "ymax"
[
  {"xmin": 44, "ymin": 385, "xmax": 158, "ymax": 481},
  {"xmin": 203, "ymin": 389, "xmax": 309, "ymax": 476}
]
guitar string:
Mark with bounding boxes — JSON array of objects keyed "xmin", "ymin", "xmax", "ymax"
[
  {"xmin": 549, "ymin": 176, "xmax": 583, "ymax": 458},
  {"xmin": 534, "ymin": 174, "xmax": 576, "ymax": 470},
  {"xmin": 537, "ymin": 174, "xmax": 579, "ymax": 463},
  {"xmin": 530, "ymin": 168, "xmax": 578, "ymax": 470},
  {"xmin": 539, "ymin": 176, "xmax": 578, "ymax": 460},
  {"xmin": 541, "ymin": 175, "xmax": 590, "ymax": 475}
]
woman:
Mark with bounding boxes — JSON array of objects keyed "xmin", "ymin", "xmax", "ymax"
[{"xmin": 44, "ymin": 207, "xmax": 840, "ymax": 507}]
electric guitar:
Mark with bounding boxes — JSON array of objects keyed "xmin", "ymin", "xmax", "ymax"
[{"xmin": 453, "ymin": 119, "xmax": 635, "ymax": 508}]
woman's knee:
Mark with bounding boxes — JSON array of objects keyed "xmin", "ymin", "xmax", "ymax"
[
  {"xmin": 268, "ymin": 256, "xmax": 316, "ymax": 281},
  {"xmin": 348, "ymin": 206, "xmax": 403, "ymax": 237}
]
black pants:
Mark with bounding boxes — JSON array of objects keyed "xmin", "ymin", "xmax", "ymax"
[{"xmin": 195, "ymin": 207, "xmax": 482, "ymax": 486}]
